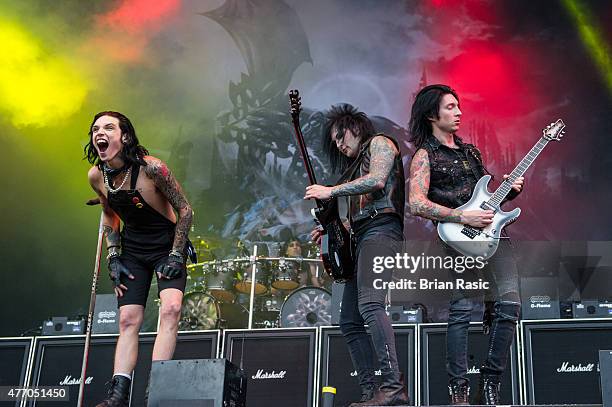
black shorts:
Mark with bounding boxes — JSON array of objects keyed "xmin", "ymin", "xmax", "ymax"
[{"xmin": 116, "ymin": 249, "xmax": 187, "ymax": 307}]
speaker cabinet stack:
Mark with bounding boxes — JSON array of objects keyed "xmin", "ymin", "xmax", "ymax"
[
  {"xmin": 222, "ymin": 328, "xmax": 317, "ymax": 407},
  {"xmin": 14, "ymin": 318, "xmax": 612, "ymax": 405},
  {"xmin": 317, "ymin": 324, "xmax": 416, "ymax": 407},
  {"xmin": 521, "ymin": 318, "xmax": 612, "ymax": 405},
  {"xmin": 418, "ymin": 322, "xmax": 520, "ymax": 405}
]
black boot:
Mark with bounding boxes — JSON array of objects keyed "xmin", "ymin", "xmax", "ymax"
[
  {"xmin": 475, "ymin": 374, "xmax": 500, "ymax": 405},
  {"xmin": 96, "ymin": 375, "xmax": 131, "ymax": 407},
  {"xmin": 347, "ymin": 368, "xmax": 376, "ymax": 407},
  {"xmin": 347, "ymin": 383, "xmax": 376, "ymax": 407},
  {"xmin": 350, "ymin": 373, "xmax": 409, "ymax": 406},
  {"xmin": 448, "ymin": 379, "xmax": 470, "ymax": 405}
]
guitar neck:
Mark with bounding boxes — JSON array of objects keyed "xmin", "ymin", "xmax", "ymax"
[
  {"xmin": 291, "ymin": 118, "xmax": 318, "ymax": 186},
  {"xmin": 488, "ymin": 136, "xmax": 550, "ymax": 206}
]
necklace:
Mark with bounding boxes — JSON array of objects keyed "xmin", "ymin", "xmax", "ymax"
[{"xmin": 103, "ymin": 166, "xmax": 131, "ymax": 193}]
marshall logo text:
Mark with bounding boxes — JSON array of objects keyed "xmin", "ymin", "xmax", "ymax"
[
  {"xmin": 60, "ymin": 375, "xmax": 94, "ymax": 385},
  {"xmin": 556, "ymin": 362, "xmax": 599, "ymax": 373},
  {"xmin": 251, "ymin": 370, "xmax": 287, "ymax": 380},
  {"xmin": 467, "ymin": 366, "xmax": 480, "ymax": 375}
]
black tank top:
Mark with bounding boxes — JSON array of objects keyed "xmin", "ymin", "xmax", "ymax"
[{"xmin": 107, "ymin": 164, "xmax": 176, "ymax": 254}]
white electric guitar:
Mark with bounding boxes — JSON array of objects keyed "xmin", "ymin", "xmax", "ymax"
[{"xmin": 437, "ymin": 119, "xmax": 566, "ymax": 259}]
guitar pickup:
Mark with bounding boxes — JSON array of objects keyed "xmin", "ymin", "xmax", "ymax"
[
  {"xmin": 461, "ymin": 226, "xmax": 481, "ymax": 239},
  {"xmin": 480, "ymin": 202, "xmax": 497, "ymax": 212}
]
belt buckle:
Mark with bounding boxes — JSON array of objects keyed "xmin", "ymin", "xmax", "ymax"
[{"xmin": 369, "ymin": 207, "xmax": 379, "ymax": 219}]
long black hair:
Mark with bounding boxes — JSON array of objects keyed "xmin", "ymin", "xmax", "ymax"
[
  {"xmin": 408, "ymin": 84, "xmax": 459, "ymax": 149},
  {"xmin": 322, "ymin": 103, "xmax": 375, "ymax": 173},
  {"xmin": 83, "ymin": 111, "xmax": 148, "ymax": 168},
  {"xmin": 281, "ymin": 237, "xmax": 301, "ymax": 256}
]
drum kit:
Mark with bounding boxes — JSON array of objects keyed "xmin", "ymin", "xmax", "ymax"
[{"xmin": 180, "ymin": 237, "xmax": 332, "ymax": 330}]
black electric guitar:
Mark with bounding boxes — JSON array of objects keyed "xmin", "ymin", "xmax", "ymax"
[{"xmin": 289, "ymin": 90, "xmax": 354, "ymax": 281}]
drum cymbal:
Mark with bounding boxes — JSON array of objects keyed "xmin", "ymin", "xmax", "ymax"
[
  {"xmin": 192, "ymin": 235, "xmax": 224, "ymax": 250},
  {"xmin": 191, "ymin": 235, "xmax": 225, "ymax": 261}
]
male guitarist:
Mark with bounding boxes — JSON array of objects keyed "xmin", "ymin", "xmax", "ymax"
[
  {"xmin": 408, "ymin": 85, "xmax": 523, "ymax": 405},
  {"xmin": 305, "ymin": 104, "xmax": 409, "ymax": 406}
]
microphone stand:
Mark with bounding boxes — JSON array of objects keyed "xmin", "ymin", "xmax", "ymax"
[{"xmin": 77, "ymin": 208, "xmax": 105, "ymax": 407}]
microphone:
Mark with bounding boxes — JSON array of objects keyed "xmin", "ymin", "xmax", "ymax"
[{"xmin": 86, "ymin": 197, "xmax": 101, "ymax": 206}]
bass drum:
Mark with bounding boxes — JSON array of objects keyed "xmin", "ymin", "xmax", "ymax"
[
  {"xmin": 179, "ymin": 291, "xmax": 249, "ymax": 331},
  {"xmin": 179, "ymin": 291, "xmax": 219, "ymax": 331},
  {"xmin": 280, "ymin": 286, "xmax": 332, "ymax": 328}
]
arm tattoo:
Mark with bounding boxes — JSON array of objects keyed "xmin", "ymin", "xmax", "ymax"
[
  {"xmin": 103, "ymin": 225, "xmax": 121, "ymax": 248},
  {"xmin": 408, "ymin": 149, "xmax": 462, "ymax": 222},
  {"xmin": 144, "ymin": 159, "xmax": 193, "ymax": 252},
  {"xmin": 331, "ymin": 136, "xmax": 396, "ymax": 197}
]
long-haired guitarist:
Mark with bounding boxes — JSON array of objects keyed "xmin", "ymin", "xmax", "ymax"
[
  {"xmin": 305, "ymin": 104, "xmax": 409, "ymax": 406},
  {"xmin": 408, "ymin": 85, "xmax": 523, "ymax": 405}
]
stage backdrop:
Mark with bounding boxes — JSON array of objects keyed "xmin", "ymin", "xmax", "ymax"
[{"xmin": 1, "ymin": 0, "xmax": 611, "ymax": 336}]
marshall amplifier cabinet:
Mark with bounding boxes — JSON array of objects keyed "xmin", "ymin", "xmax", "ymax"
[
  {"xmin": 222, "ymin": 328, "xmax": 317, "ymax": 407},
  {"xmin": 318, "ymin": 325, "xmax": 416, "ymax": 407},
  {"xmin": 600, "ymin": 350, "xmax": 612, "ymax": 407},
  {"xmin": 522, "ymin": 318, "xmax": 612, "ymax": 404},
  {"xmin": 27, "ymin": 334, "xmax": 118, "ymax": 407},
  {"xmin": 419, "ymin": 322, "xmax": 520, "ymax": 406},
  {"xmin": 0, "ymin": 337, "xmax": 34, "ymax": 407},
  {"xmin": 26, "ymin": 330, "xmax": 219, "ymax": 406}
]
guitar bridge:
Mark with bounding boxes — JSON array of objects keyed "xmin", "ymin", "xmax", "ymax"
[{"xmin": 461, "ymin": 226, "xmax": 481, "ymax": 239}]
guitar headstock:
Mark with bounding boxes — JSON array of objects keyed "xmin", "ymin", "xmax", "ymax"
[
  {"xmin": 289, "ymin": 89, "xmax": 302, "ymax": 122},
  {"xmin": 543, "ymin": 119, "xmax": 566, "ymax": 141}
]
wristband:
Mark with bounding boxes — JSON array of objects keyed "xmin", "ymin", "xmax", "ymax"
[
  {"xmin": 107, "ymin": 250, "xmax": 120, "ymax": 261},
  {"xmin": 170, "ymin": 249, "xmax": 184, "ymax": 260}
]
